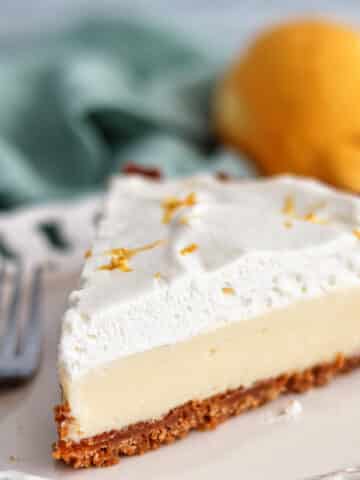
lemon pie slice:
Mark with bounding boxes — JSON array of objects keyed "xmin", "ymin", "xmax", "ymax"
[{"xmin": 53, "ymin": 174, "xmax": 360, "ymax": 468}]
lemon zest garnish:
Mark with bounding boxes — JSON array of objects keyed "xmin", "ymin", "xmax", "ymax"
[
  {"xmin": 353, "ymin": 229, "xmax": 360, "ymax": 240},
  {"xmin": 99, "ymin": 240, "xmax": 165, "ymax": 272},
  {"xmin": 162, "ymin": 192, "xmax": 197, "ymax": 224},
  {"xmin": 154, "ymin": 272, "xmax": 162, "ymax": 279},
  {"xmin": 282, "ymin": 196, "xmax": 328, "ymax": 224},
  {"xmin": 284, "ymin": 220, "xmax": 293, "ymax": 228},
  {"xmin": 179, "ymin": 215, "xmax": 190, "ymax": 225},
  {"xmin": 84, "ymin": 249, "xmax": 92, "ymax": 259},
  {"xmin": 302, "ymin": 212, "xmax": 328, "ymax": 224},
  {"xmin": 282, "ymin": 196, "xmax": 295, "ymax": 216},
  {"xmin": 180, "ymin": 243, "xmax": 198, "ymax": 256},
  {"xmin": 222, "ymin": 287, "xmax": 235, "ymax": 295}
]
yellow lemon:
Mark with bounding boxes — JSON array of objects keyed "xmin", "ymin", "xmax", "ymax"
[{"xmin": 214, "ymin": 19, "xmax": 360, "ymax": 192}]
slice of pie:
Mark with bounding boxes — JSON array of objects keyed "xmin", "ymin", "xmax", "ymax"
[{"xmin": 53, "ymin": 174, "xmax": 360, "ymax": 468}]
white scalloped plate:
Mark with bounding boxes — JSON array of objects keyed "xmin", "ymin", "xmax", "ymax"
[{"xmin": 0, "ymin": 270, "xmax": 360, "ymax": 480}]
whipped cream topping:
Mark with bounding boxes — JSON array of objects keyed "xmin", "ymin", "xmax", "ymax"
[{"xmin": 59, "ymin": 175, "xmax": 360, "ymax": 380}]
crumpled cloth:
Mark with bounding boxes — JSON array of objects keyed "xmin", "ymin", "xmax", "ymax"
[{"xmin": 0, "ymin": 18, "xmax": 255, "ymax": 210}]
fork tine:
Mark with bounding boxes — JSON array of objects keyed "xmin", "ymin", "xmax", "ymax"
[
  {"xmin": 21, "ymin": 266, "xmax": 43, "ymax": 370},
  {"xmin": 0, "ymin": 259, "xmax": 5, "ymax": 302},
  {"xmin": 0, "ymin": 259, "xmax": 4, "ymax": 340},
  {"xmin": 0, "ymin": 260, "xmax": 22, "ymax": 357}
]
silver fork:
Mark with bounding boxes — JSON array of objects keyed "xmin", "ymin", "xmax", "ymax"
[{"xmin": 0, "ymin": 260, "xmax": 43, "ymax": 386}]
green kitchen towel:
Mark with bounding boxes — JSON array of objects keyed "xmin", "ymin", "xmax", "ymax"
[{"xmin": 0, "ymin": 18, "xmax": 255, "ymax": 210}]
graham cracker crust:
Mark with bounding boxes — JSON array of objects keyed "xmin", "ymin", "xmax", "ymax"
[{"xmin": 53, "ymin": 353, "xmax": 360, "ymax": 468}]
